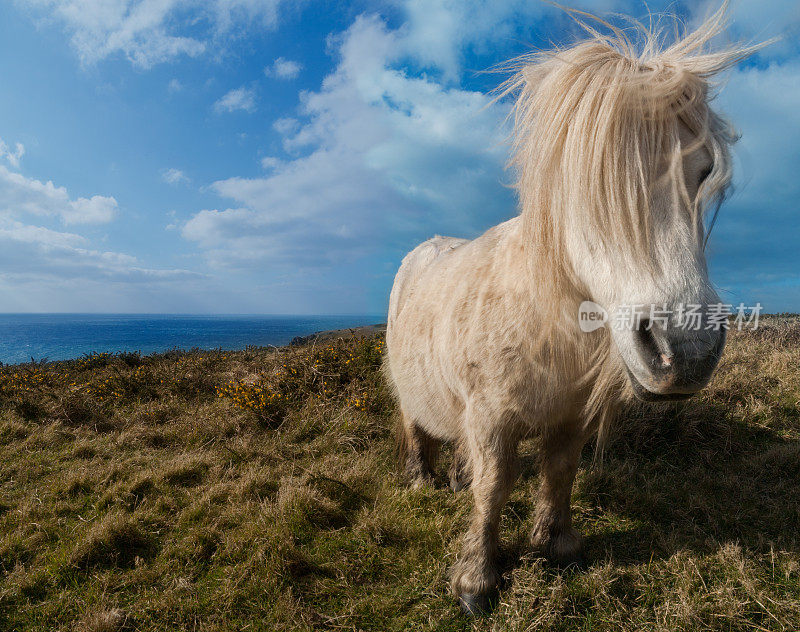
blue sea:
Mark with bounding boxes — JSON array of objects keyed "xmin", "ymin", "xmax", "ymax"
[{"xmin": 0, "ymin": 314, "xmax": 384, "ymax": 365}]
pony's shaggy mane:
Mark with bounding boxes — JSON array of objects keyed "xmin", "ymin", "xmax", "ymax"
[{"xmin": 498, "ymin": 1, "xmax": 765, "ymax": 293}]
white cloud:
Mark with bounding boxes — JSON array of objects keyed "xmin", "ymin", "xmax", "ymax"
[
  {"xmin": 260, "ymin": 156, "xmax": 282, "ymax": 170},
  {"xmin": 16, "ymin": 0, "xmax": 290, "ymax": 68},
  {"xmin": 162, "ymin": 167, "xmax": 189, "ymax": 185},
  {"xmin": 266, "ymin": 57, "xmax": 302, "ymax": 79},
  {"xmin": 0, "ymin": 220, "xmax": 86, "ymax": 249},
  {"xmin": 0, "ymin": 137, "xmax": 25, "ymax": 168},
  {"xmin": 67, "ymin": 196, "xmax": 119, "ymax": 224},
  {"xmin": 689, "ymin": 0, "xmax": 800, "ymax": 58},
  {"xmin": 0, "ymin": 232, "xmax": 205, "ymax": 312},
  {"xmin": 0, "ymin": 217, "xmax": 200, "ymax": 285},
  {"xmin": 214, "ymin": 86, "xmax": 257, "ymax": 113},
  {"xmin": 0, "ymin": 165, "xmax": 118, "ymax": 225},
  {"xmin": 396, "ymin": 0, "xmax": 545, "ymax": 81},
  {"xmin": 183, "ymin": 14, "xmax": 513, "ymax": 271},
  {"xmin": 707, "ymin": 58, "xmax": 800, "ymax": 297},
  {"xmin": 722, "ymin": 61, "xmax": 800, "ymax": 199},
  {"xmin": 0, "ymin": 140, "xmax": 205, "ymax": 310},
  {"xmin": 272, "ymin": 117, "xmax": 298, "ymax": 136},
  {"xmin": 167, "ymin": 78, "xmax": 183, "ymax": 93}
]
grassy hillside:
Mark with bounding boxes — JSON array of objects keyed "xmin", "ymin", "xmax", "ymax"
[{"xmin": 2, "ymin": 320, "xmax": 800, "ymax": 631}]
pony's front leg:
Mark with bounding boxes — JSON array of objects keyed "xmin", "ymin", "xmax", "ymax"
[
  {"xmin": 530, "ymin": 424, "xmax": 587, "ymax": 567},
  {"xmin": 451, "ymin": 416, "xmax": 518, "ymax": 615}
]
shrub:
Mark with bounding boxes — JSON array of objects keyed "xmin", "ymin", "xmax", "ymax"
[{"xmin": 217, "ymin": 335, "xmax": 387, "ymax": 423}]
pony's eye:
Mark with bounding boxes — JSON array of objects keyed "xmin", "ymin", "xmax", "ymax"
[{"xmin": 699, "ymin": 165, "xmax": 713, "ymax": 184}]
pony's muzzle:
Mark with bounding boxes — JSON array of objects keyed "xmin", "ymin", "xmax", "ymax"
[{"xmin": 627, "ymin": 319, "xmax": 726, "ymax": 401}]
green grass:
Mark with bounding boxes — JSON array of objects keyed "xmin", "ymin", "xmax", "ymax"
[{"xmin": 2, "ymin": 321, "xmax": 800, "ymax": 631}]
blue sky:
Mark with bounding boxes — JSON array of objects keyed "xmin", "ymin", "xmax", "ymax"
[{"xmin": 0, "ymin": 0, "xmax": 798, "ymax": 315}]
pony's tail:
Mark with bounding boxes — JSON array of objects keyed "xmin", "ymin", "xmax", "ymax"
[{"xmin": 380, "ymin": 347, "xmax": 407, "ymax": 472}]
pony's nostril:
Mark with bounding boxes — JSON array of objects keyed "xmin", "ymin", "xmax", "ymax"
[{"xmin": 633, "ymin": 319, "xmax": 674, "ymax": 371}]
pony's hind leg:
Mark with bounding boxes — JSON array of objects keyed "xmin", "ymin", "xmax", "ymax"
[
  {"xmin": 448, "ymin": 441, "xmax": 472, "ymax": 492},
  {"xmin": 399, "ymin": 412, "xmax": 439, "ymax": 489},
  {"xmin": 530, "ymin": 424, "xmax": 587, "ymax": 567}
]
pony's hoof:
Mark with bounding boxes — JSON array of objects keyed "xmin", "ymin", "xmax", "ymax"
[
  {"xmin": 542, "ymin": 540, "xmax": 588, "ymax": 570},
  {"xmin": 532, "ymin": 526, "xmax": 587, "ymax": 569},
  {"xmin": 458, "ymin": 592, "xmax": 495, "ymax": 616}
]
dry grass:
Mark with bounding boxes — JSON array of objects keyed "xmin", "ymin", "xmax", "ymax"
[{"xmin": 2, "ymin": 321, "xmax": 800, "ymax": 630}]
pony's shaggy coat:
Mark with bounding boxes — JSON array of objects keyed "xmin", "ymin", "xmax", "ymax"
[{"xmin": 385, "ymin": 2, "xmax": 765, "ymax": 612}]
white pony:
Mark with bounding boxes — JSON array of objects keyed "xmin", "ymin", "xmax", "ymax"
[{"xmin": 385, "ymin": 3, "xmax": 763, "ymax": 615}]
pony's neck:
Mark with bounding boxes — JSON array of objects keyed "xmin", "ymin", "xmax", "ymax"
[
  {"xmin": 519, "ymin": 208, "xmax": 585, "ymax": 321},
  {"xmin": 501, "ymin": 214, "xmax": 589, "ymax": 357},
  {"xmin": 498, "ymin": 214, "xmax": 618, "ymax": 414}
]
